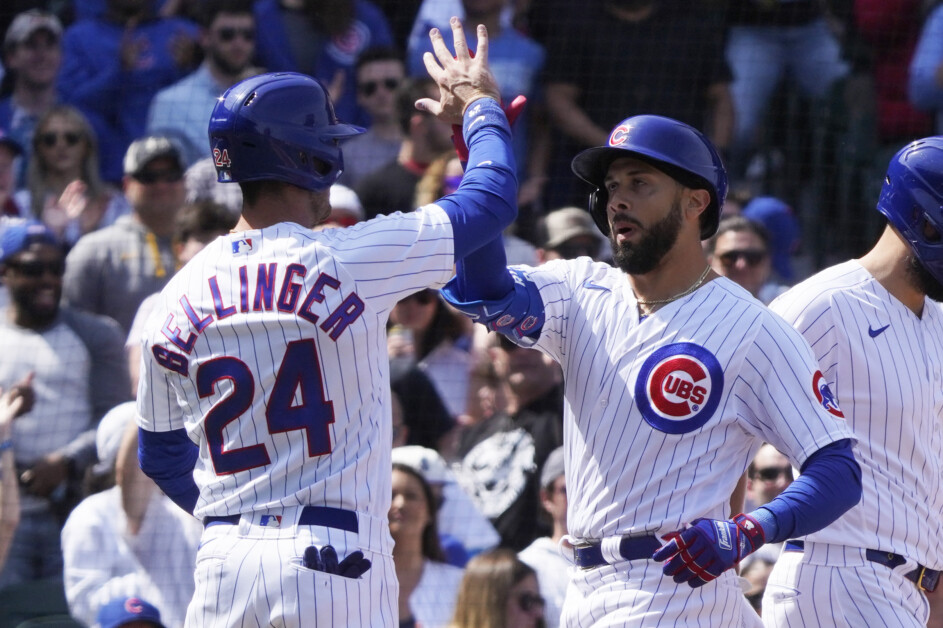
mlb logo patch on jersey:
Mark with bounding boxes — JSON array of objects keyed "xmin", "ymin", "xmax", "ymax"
[
  {"xmin": 812, "ymin": 370, "xmax": 844, "ymax": 418},
  {"xmin": 635, "ymin": 342, "xmax": 724, "ymax": 434},
  {"xmin": 259, "ymin": 515, "xmax": 282, "ymax": 528},
  {"xmin": 231, "ymin": 237, "xmax": 254, "ymax": 254}
]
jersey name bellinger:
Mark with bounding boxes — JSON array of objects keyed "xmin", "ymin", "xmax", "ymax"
[{"xmin": 154, "ymin": 262, "xmax": 364, "ymax": 375}]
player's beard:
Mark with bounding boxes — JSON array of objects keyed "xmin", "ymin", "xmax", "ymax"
[
  {"xmin": 610, "ymin": 197, "xmax": 683, "ymax": 275},
  {"xmin": 906, "ymin": 255, "xmax": 943, "ymax": 302}
]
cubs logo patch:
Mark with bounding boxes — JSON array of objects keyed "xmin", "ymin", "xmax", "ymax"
[
  {"xmin": 812, "ymin": 370, "xmax": 844, "ymax": 418},
  {"xmin": 635, "ymin": 343, "xmax": 723, "ymax": 434}
]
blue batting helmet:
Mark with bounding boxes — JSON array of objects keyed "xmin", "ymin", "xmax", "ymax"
[
  {"xmin": 208, "ymin": 72, "xmax": 364, "ymax": 191},
  {"xmin": 571, "ymin": 115, "xmax": 728, "ymax": 240},
  {"xmin": 877, "ymin": 136, "xmax": 943, "ymax": 284}
]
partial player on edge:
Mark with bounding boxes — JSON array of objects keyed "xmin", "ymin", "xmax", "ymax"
[{"xmin": 763, "ymin": 137, "xmax": 943, "ymax": 627}]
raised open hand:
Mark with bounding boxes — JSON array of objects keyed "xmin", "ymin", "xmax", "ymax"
[{"xmin": 415, "ymin": 17, "xmax": 501, "ymax": 125}]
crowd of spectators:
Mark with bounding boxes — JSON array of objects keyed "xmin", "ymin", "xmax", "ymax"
[{"xmin": 1, "ymin": 0, "xmax": 943, "ymax": 626}]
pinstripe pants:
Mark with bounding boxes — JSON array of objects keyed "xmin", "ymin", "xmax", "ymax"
[
  {"xmin": 762, "ymin": 543, "xmax": 930, "ymax": 627},
  {"xmin": 561, "ymin": 557, "xmax": 763, "ymax": 627},
  {"xmin": 184, "ymin": 511, "xmax": 398, "ymax": 627}
]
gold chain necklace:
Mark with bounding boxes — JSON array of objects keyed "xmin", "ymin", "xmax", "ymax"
[{"xmin": 636, "ymin": 265, "xmax": 711, "ymax": 314}]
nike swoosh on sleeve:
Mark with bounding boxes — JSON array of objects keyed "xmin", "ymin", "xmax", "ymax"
[{"xmin": 582, "ymin": 279, "xmax": 610, "ymax": 292}]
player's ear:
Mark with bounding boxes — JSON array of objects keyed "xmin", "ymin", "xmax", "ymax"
[{"xmin": 684, "ymin": 188, "xmax": 711, "ymax": 221}]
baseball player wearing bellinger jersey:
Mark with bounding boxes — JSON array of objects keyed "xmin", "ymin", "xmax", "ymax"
[
  {"xmin": 441, "ymin": 114, "xmax": 862, "ymax": 626},
  {"xmin": 136, "ymin": 20, "xmax": 517, "ymax": 627},
  {"xmin": 764, "ymin": 138, "xmax": 943, "ymax": 627}
]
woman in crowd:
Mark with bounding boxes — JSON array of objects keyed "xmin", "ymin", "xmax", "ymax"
[
  {"xmin": 391, "ymin": 462, "xmax": 464, "ymax": 628},
  {"xmin": 450, "ymin": 548, "xmax": 546, "ymax": 628},
  {"xmin": 16, "ymin": 105, "xmax": 129, "ymax": 246},
  {"xmin": 388, "ymin": 289, "xmax": 474, "ymax": 420}
]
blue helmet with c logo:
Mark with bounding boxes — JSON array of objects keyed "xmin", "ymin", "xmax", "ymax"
[
  {"xmin": 571, "ymin": 115, "xmax": 727, "ymax": 240},
  {"xmin": 209, "ymin": 72, "xmax": 364, "ymax": 192}
]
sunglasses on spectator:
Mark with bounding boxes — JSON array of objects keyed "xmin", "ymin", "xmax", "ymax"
[
  {"xmin": 753, "ymin": 465, "xmax": 793, "ymax": 482},
  {"xmin": 39, "ymin": 131, "xmax": 82, "ymax": 148},
  {"xmin": 717, "ymin": 249, "xmax": 767, "ymax": 268},
  {"xmin": 358, "ymin": 78, "xmax": 400, "ymax": 97},
  {"xmin": 516, "ymin": 592, "xmax": 545, "ymax": 613},
  {"xmin": 134, "ymin": 168, "xmax": 183, "ymax": 184},
  {"xmin": 401, "ymin": 290, "xmax": 436, "ymax": 305},
  {"xmin": 216, "ymin": 27, "xmax": 255, "ymax": 42},
  {"xmin": 5, "ymin": 259, "xmax": 65, "ymax": 278}
]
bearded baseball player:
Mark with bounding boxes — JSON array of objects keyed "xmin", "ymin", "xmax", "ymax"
[
  {"xmin": 763, "ymin": 138, "xmax": 943, "ymax": 627},
  {"xmin": 440, "ymin": 115, "xmax": 863, "ymax": 626},
  {"xmin": 135, "ymin": 19, "xmax": 519, "ymax": 626}
]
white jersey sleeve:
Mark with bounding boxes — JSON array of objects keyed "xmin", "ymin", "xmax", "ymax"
[{"xmin": 136, "ymin": 206, "xmax": 455, "ymax": 523}]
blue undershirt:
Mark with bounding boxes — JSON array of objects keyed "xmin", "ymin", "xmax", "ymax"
[{"xmin": 749, "ymin": 438, "xmax": 861, "ymax": 542}]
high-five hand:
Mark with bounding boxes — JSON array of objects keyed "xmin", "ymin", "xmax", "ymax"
[{"xmin": 415, "ymin": 17, "xmax": 501, "ymax": 124}]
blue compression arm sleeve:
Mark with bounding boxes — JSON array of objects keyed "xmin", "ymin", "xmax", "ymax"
[
  {"xmin": 455, "ymin": 237, "xmax": 514, "ymax": 301},
  {"xmin": 748, "ymin": 438, "xmax": 861, "ymax": 543},
  {"xmin": 436, "ymin": 98, "xmax": 518, "ymax": 260},
  {"xmin": 139, "ymin": 427, "xmax": 200, "ymax": 514}
]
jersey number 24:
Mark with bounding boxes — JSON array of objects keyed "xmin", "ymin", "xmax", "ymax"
[{"xmin": 197, "ymin": 338, "xmax": 335, "ymax": 475}]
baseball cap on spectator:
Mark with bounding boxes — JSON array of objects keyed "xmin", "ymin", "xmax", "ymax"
[
  {"xmin": 540, "ymin": 207, "xmax": 599, "ymax": 250},
  {"xmin": 93, "ymin": 401, "xmax": 137, "ymax": 474},
  {"xmin": 0, "ymin": 128, "xmax": 23, "ymax": 157},
  {"xmin": 391, "ymin": 445, "xmax": 454, "ymax": 485},
  {"xmin": 742, "ymin": 196, "xmax": 801, "ymax": 281},
  {"xmin": 540, "ymin": 446, "xmax": 565, "ymax": 489},
  {"xmin": 123, "ymin": 136, "xmax": 184, "ymax": 179},
  {"xmin": 329, "ymin": 184, "xmax": 364, "ymax": 227},
  {"xmin": 96, "ymin": 596, "xmax": 166, "ymax": 628},
  {"xmin": 0, "ymin": 220, "xmax": 57, "ymax": 264},
  {"xmin": 4, "ymin": 10, "xmax": 63, "ymax": 50}
]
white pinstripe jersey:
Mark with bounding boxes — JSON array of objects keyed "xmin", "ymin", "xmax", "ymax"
[
  {"xmin": 770, "ymin": 260, "xmax": 943, "ymax": 569},
  {"xmin": 520, "ymin": 258, "xmax": 853, "ymax": 541},
  {"xmin": 136, "ymin": 206, "xmax": 455, "ymax": 523}
]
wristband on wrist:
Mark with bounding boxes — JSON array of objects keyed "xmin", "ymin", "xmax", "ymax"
[{"xmin": 0, "ymin": 439, "xmax": 13, "ymax": 453}]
